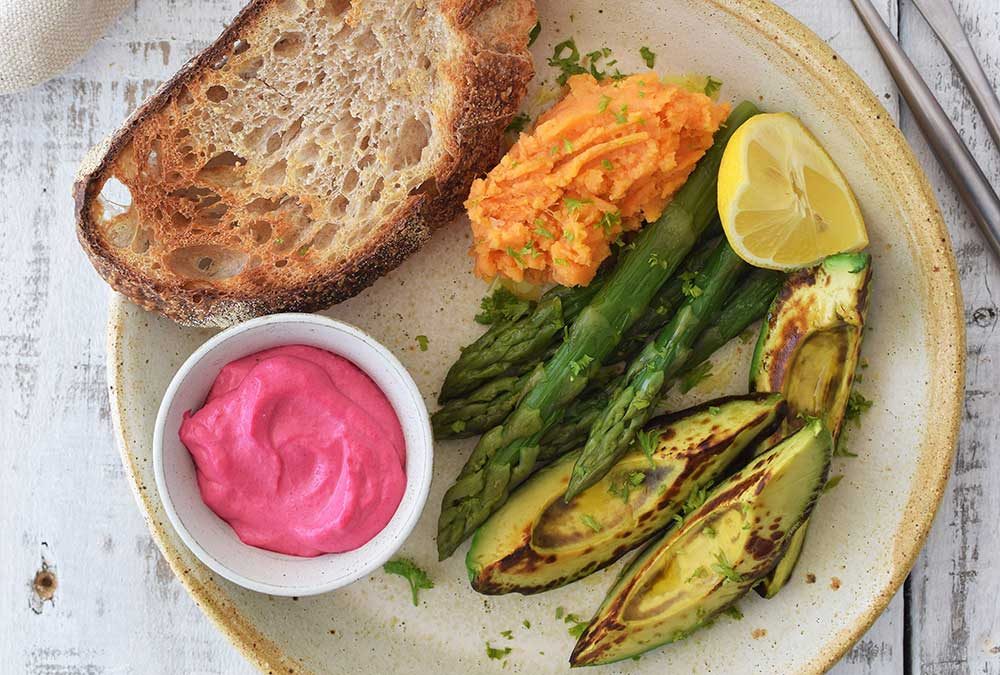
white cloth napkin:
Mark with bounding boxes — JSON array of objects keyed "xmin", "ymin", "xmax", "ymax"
[{"xmin": 0, "ymin": 0, "xmax": 131, "ymax": 94}]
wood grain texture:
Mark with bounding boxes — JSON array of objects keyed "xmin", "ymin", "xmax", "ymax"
[
  {"xmin": 0, "ymin": 0, "xmax": 992, "ymax": 673},
  {"xmin": 899, "ymin": 0, "xmax": 1000, "ymax": 673}
]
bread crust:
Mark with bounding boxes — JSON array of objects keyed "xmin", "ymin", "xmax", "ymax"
[{"xmin": 74, "ymin": 0, "xmax": 535, "ymax": 326}]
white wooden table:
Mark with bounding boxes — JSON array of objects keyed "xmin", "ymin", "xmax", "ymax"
[{"xmin": 0, "ymin": 0, "xmax": 996, "ymax": 672}]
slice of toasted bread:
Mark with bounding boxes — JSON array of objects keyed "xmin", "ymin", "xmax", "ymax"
[{"xmin": 75, "ymin": 0, "xmax": 535, "ymax": 326}]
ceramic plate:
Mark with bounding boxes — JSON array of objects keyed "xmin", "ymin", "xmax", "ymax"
[{"xmin": 106, "ymin": 0, "xmax": 964, "ymax": 672}]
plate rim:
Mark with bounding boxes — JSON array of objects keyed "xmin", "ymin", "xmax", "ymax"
[{"xmin": 105, "ymin": 0, "xmax": 966, "ymax": 672}]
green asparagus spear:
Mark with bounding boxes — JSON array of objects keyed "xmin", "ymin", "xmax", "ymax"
[
  {"xmin": 433, "ymin": 373, "xmax": 532, "ymax": 440},
  {"xmin": 433, "ymin": 362, "xmax": 616, "ymax": 441},
  {"xmin": 609, "ymin": 237, "xmax": 719, "ymax": 362},
  {"xmin": 436, "ymin": 270, "xmax": 782, "ymax": 448},
  {"xmin": 435, "ymin": 102, "xmax": 761, "ymax": 559},
  {"xmin": 438, "ymin": 271, "xmax": 608, "ymax": 403},
  {"xmin": 438, "ymin": 297, "xmax": 563, "ymax": 402},
  {"xmin": 565, "ymin": 241, "xmax": 748, "ymax": 499},
  {"xmin": 681, "ymin": 269, "xmax": 785, "ymax": 371},
  {"xmin": 434, "ymin": 243, "xmax": 717, "ymax": 438},
  {"xmin": 537, "ymin": 392, "xmax": 610, "ymax": 462},
  {"xmin": 539, "ymin": 269, "xmax": 783, "ymax": 460}
]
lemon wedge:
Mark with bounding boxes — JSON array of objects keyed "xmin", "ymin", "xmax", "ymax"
[{"xmin": 717, "ymin": 113, "xmax": 868, "ymax": 270}]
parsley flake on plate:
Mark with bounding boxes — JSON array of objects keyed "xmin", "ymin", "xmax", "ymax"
[
  {"xmin": 639, "ymin": 46, "xmax": 656, "ymax": 68},
  {"xmin": 383, "ymin": 559, "xmax": 433, "ymax": 606},
  {"xmin": 485, "ymin": 642, "xmax": 511, "ymax": 660},
  {"xmin": 474, "ymin": 286, "xmax": 531, "ymax": 325}
]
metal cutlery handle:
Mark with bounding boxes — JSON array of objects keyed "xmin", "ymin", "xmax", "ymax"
[
  {"xmin": 912, "ymin": 0, "xmax": 1000, "ymax": 152},
  {"xmin": 849, "ymin": 0, "xmax": 1000, "ymax": 260}
]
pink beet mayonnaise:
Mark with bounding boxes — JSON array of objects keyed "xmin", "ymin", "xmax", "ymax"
[{"xmin": 178, "ymin": 345, "xmax": 407, "ymax": 557}]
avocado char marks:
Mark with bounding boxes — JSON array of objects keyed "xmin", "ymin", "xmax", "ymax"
[
  {"xmin": 465, "ymin": 394, "xmax": 785, "ymax": 595},
  {"xmin": 749, "ymin": 252, "xmax": 871, "ymax": 598},
  {"xmin": 570, "ymin": 420, "xmax": 833, "ymax": 666}
]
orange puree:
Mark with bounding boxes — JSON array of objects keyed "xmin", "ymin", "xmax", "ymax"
[{"xmin": 466, "ymin": 73, "xmax": 729, "ymax": 287}]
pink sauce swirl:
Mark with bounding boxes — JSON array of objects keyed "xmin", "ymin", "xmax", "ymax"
[{"xmin": 179, "ymin": 345, "xmax": 406, "ymax": 557}]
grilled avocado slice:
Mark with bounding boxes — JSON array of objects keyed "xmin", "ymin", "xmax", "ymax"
[
  {"xmin": 570, "ymin": 420, "xmax": 833, "ymax": 667},
  {"xmin": 750, "ymin": 251, "xmax": 871, "ymax": 437},
  {"xmin": 466, "ymin": 394, "xmax": 785, "ymax": 595},
  {"xmin": 750, "ymin": 252, "xmax": 871, "ymax": 597}
]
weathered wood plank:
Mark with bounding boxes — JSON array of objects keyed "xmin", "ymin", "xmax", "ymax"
[
  {"xmin": 899, "ymin": 0, "xmax": 1000, "ymax": 673},
  {"xmin": 0, "ymin": 2, "xmax": 254, "ymax": 673}
]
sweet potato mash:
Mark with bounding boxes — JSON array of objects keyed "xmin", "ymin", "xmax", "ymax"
[{"xmin": 467, "ymin": 73, "xmax": 729, "ymax": 287}]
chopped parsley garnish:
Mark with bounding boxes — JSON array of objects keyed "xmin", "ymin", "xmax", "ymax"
[
  {"xmin": 506, "ymin": 246, "xmax": 526, "ymax": 268},
  {"xmin": 562, "ymin": 613, "xmax": 590, "ymax": 638},
  {"xmin": 614, "ymin": 104, "xmax": 629, "ymax": 124},
  {"xmin": 554, "ymin": 257, "xmax": 569, "ymax": 266},
  {"xmin": 685, "ymin": 565, "xmax": 709, "ymax": 583},
  {"xmin": 648, "ymin": 252, "xmax": 667, "ymax": 269},
  {"xmin": 711, "ymin": 550, "xmax": 744, "ymax": 584},
  {"xmin": 500, "ymin": 629, "xmax": 514, "ymax": 640},
  {"xmin": 534, "ymin": 223, "xmax": 555, "ymax": 239},
  {"xmin": 474, "ymin": 287, "xmax": 531, "ymax": 325},
  {"xmin": 823, "ymin": 474, "xmax": 844, "ymax": 493},
  {"xmin": 485, "ymin": 642, "xmax": 511, "ymax": 660},
  {"xmin": 383, "ymin": 559, "xmax": 433, "ymax": 606},
  {"xmin": 681, "ymin": 485, "xmax": 708, "ymax": 517},
  {"xmin": 708, "ymin": 405, "xmax": 721, "ymax": 416},
  {"xmin": 296, "ymin": 244, "xmax": 311, "ymax": 256},
  {"xmin": 415, "ymin": 335, "xmax": 429, "ymax": 351},
  {"xmin": 581, "ymin": 514, "xmax": 603, "ymax": 532},
  {"xmin": 680, "ymin": 360, "xmax": 713, "ymax": 393},
  {"xmin": 598, "ymin": 94, "xmax": 612, "ymax": 112},
  {"xmin": 528, "ymin": 21, "xmax": 541, "ymax": 47},
  {"xmin": 563, "ymin": 138, "xmax": 574, "ymax": 152},
  {"xmin": 564, "ymin": 197, "xmax": 592, "ymax": 213},
  {"xmin": 450, "ymin": 420, "xmax": 466, "ymax": 434},
  {"xmin": 584, "ymin": 48, "xmax": 621, "ymax": 80},
  {"xmin": 555, "ymin": 606, "xmax": 565, "ymax": 620},
  {"xmin": 608, "ymin": 470, "xmax": 646, "ymax": 503},
  {"xmin": 680, "ymin": 270, "xmax": 703, "ymax": 298},
  {"xmin": 639, "ymin": 46, "xmax": 656, "ymax": 68},
  {"xmin": 845, "ymin": 389, "xmax": 874, "ymax": 425},
  {"xmin": 569, "ymin": 354, "xmax": 594, "ymax": 378},
  {"xmin": 522, "ymin": 619, "xmax": 531, "ymax": 629},
  {"xmin": 636, "ymin": 428, "xmax": 658, "ymax": 467},
  {"xmin": 548, "ymin": 39, "xmax": 588, "ymax": 85},
  {"xmin": 601, "ymin": 158, "xmax": 614, "ymax": 171},
  {"xmin": 723, "ymin": 605, "xmax": 744, "ymax": 621},
  {"xmin": 506, "ymin": 112, "xmax": 531, "ymax": 134},
  {"xmin": 597, "ymin": 210, "xmax": 621, "ymax": 234},
  {"xmin": 702, "ymin": 524, "xmax": 717, "ymax": 538},
  {"xmin": 704, "ymin": 76, "xmax": 723, "ymax": 98}
]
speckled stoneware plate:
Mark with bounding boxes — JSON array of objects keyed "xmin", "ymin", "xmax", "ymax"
[{"xmin": 106, "ymin": 0, "xmax": 965, "ymax": 672}]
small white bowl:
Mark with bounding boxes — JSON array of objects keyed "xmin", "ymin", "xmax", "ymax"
[{"xmin": 152, "ymin": 313, "xmax": 433, "ymax": 597}]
